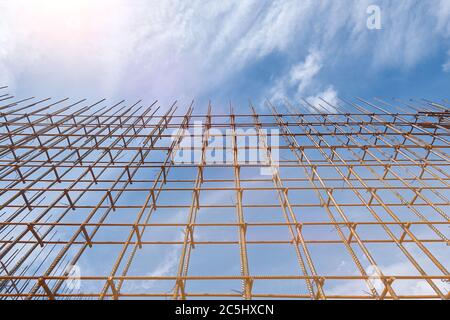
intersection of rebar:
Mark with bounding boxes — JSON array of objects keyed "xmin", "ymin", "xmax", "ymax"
[{"xmin": 0, "ymin": 87, "xmax": 448, "ymax": 300}]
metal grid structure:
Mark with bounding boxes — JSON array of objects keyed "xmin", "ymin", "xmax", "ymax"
[{"xmin": 0, "ymin": 86, "xmax": 449, "ymax": 300}]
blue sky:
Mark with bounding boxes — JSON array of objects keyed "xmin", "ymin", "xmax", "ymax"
[
  {"xmin": 1, "ymin": 0, "xmax": 449, "ymax": 111},
  {"xmin": 0, "ymin": 0, "xmax": 449, "ymax": 299}
]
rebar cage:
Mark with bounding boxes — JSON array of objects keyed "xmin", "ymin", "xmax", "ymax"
[{"xmin": 0, "ymin": 87, "xmax": 448, "ymax": 300}]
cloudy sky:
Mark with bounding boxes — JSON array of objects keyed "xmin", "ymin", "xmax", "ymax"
[
  {"xmin": 0, "ymin": 0, "xmax": 449, "ymax": 299},
  {"xmin": 1, "ymin": 0, "xmax": 449, "ymax": 111}
]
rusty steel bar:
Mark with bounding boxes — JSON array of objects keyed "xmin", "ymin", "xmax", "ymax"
[{"xmin": 0, "ymin": 96, "xmax": 448, "ymax": 300}]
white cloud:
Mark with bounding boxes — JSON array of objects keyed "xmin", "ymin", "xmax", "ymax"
[
  {"xmin": 328, "ymin": 247, "xmax": 450, "ymax": 298},
  {"xmin": 0, "ymin": 0, "xmax": 449, "ymax": 105},
  {"xmin": 268, "ymin": 50, "xmax": 338, "ymax": 113},
  {"xmin": 443, "ymin": 51, "xmax": 450, "ymax": 73},
  {"xmin": 434, "ymin": 0, "xmax": 450, "ymax": 36},
  {"xmin": 290, "ymin": 51, "xmax": 322, "ymax": 94},
  {"xmin": 306, "ymin": 86, "xmax": 339, "ymax": 113},
  {"xmin": 140, "ymin": 233, "xmax": 183, "ymax": 291},
  {"xmin": 444, "ymin": 62, "xmax": 450, "ymax": 73},
  {"xmin": 269, "ymin": 50, "xmax": 323, "ymax": 100}
]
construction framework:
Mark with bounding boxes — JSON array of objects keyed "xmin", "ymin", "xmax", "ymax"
[{"xmin": 0, "ymin": 86, "xmax": 448, "ymax": 300}]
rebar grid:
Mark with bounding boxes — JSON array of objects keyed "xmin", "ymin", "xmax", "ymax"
[{"xmin": 0, "ymin": 88, "xmax": 448, "ymax": 300}]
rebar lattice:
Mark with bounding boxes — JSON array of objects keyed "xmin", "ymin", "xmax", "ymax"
[{"xmin": 0, "ymin": 87, "xmax": 449, "ymax": 300}]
